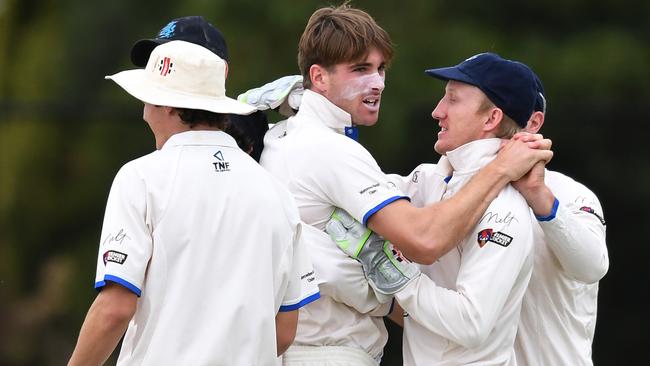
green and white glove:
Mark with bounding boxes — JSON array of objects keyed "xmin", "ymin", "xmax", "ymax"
[
  {"xmin": 238, "ymin": 75, "xmax": 303, "ymax": 117},
  {"xmin": 326, "ymin": 208, "xmax": 420, "ymax": 295}
]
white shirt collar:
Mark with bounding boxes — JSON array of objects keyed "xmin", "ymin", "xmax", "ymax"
[
  {"xmin": 292, "ymin": 89, "xmax": 353, "ymax": 135},
  {"xmin": 445, "ymin": 138, "xmax": 501, "ymax": 174},
  {"xmin": 162, "ymin": 130, "xmax": 238, "ymax": 149}
]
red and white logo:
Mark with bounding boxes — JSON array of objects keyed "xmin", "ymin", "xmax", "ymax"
[
  {"xmin": 158, "ymin": 57, "xmax": 174, "ymax": 76},
  {"xmin": 477, "ymin": 229, "xmax": 493, "ymax": 248}
]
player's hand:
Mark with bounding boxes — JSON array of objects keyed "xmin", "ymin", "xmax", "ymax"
[
  {"xmin": 326, "ymin": 208, "xmax": 420, "ymax": 295},
  {"xmin": 496, "ymin": 132, "xmax": 553, "ymax": 181},
  {"xmin": 238, "ymin": 75, "xmax": 303, "ymax": 117},
  {"xmin": 512, "ymin": 161, "xmax": 556, "ymax": 217}
]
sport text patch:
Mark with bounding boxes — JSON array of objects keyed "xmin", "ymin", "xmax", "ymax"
[
  {"xmin": 103, "ymin": 250, "xmax": 128, "ymax": 265},
  {"xmin": 477, "ymin": 229, "xmax": 513, "ymax": 248}
]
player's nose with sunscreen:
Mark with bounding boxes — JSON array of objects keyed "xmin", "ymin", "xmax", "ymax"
[{"xmin": 340, "ymin": 72, "xmax": 385, "ymax": 101}]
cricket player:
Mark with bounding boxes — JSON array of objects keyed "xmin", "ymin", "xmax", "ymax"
[
  {"xmin": 252, "ymin": 4, "xmax": 552, "ymax": 365},
  {"xmin": 68, "ymin": 41, "xmax": 319, "ymax": 366},
  {"xmin": 329, "ymin": 52, "xmax": 539, "ymax": 365},
  {"xmin": 512, "ymin": 74, "xmax": 609, "ymax": 366},
  {"xmin": 131, "ymin": 15, "xmax": 270, "ymax": 161}
]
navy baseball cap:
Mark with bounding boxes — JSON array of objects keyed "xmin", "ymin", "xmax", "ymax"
[
  {"xmin": 131, "ymin": 16, "xmax": 229, "ymax": 67},
  {"xmin": 425, "ymin": 52, "xmax": 536, "ymax": 128}
]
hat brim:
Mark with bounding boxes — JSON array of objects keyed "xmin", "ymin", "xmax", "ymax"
[
  {"xmin": 131, "ymin": 39, "xmax": 169, "ymax": 67},
  {"xmin": 425, "ymin": 66, "xmax": 479, "ymax": 87},
  {"xmin": 106, "ymin": 70, "xmax": 256, "ymax": 115}
]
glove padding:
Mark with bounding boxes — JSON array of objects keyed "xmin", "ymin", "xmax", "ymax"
[
  {"xmin": 326, "ymin": 208, "xmax": 420, "ymax": 295},
  {"xmin": 238, "ymin": 75, "xmax": 304, "ymax": 117}
]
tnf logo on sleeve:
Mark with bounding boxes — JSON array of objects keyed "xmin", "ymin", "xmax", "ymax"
[{"xmin": 213, "ymin": 150, "xmax": 231, "ymax": 172}]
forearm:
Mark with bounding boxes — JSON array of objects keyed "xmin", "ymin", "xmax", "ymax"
[
  {"xmin": 275, "ymin": 310, "xmax": 298, "ymax": 356},
  {"xmin": 371, "ymin": 163, "xmax": 509, "ymax": 264},
  {"xmin": 421, "ymin": 162, "xmax": 511, "ymax": 257},
  {"xmin": 68, "ymin": 297, "xmax": 133, "ymax": 365},
  {"xmin": 540, "ymin": 203, "xmax": 609, "ymax": 283}
]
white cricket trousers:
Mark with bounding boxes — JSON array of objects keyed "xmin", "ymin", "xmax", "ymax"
[{"xmin": 282, "ymin": 345, "xmax": 380, "ymax": 366}]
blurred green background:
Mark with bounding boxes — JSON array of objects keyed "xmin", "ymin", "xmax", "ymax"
[{"xmin": 0, "ymin": 0, "xmax": 647, "ymax": 364}]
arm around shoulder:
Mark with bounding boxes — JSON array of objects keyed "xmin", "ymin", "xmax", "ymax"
[{"xmin": 368, "ymin": 162, "xmax": 511, "ymax": 265}]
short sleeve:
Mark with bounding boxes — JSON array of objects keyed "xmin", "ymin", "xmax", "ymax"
[
  {"xmin": 279, "ymin": 222, "xmax": 321, "ymax": 312},
  {"xmin": 301, "ymin": 137, "xmax": 409, "ymax": 225},
  {"xmin": 94, "ymin": 163, "xmax": 152, "ymax": 296}
]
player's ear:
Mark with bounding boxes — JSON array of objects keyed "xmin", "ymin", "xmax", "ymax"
[
  {"xmin": 525, "ymin": 111, "xmax": 545, "ymax": 133},
  {"xmin": 309, "ymin": 64, "xmax": 328, "ymax": 94},
  {"xmin": 484, "ymin": 107, "xmax": 503, "ymax": 132}
]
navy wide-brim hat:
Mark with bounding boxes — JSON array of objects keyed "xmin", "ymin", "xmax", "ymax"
[
  {"xmin": 131, "ymin": 16, "xmax": 229, "ymax": 67},
  {"xmin": 425, "ymin": 52, "xmax": 537, "ymax": 128}
]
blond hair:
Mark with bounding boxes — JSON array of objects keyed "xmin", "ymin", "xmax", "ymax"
[{"xmin": 478, "ymin": 96, "xmax": 521, "ymax": 138}]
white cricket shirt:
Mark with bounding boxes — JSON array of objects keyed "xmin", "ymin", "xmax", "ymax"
[
  {"xmin": 94, "ymin": 130, "xmax": 319, "ymax": 366},
  {"xmin": 260, "ymin": 90, "xmax": 407, "ymax": 361},
  {"xmin": 514, "ymin": 170, "xmax": 608, "ymax": 366},
  {"xmin": 395, "ymin": 139, "xmax": 534, "ymax": 366}
]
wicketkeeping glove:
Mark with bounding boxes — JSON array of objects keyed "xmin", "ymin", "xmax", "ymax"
[
  {"xmin": 325, "ymin": 208, "xmax": 420, "ymax": 295},
  {"xmin": 237, "ymin": 75, "xmax": 303, "ymax": 117}
]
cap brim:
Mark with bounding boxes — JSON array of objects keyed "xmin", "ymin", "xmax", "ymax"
[
  {"xmin": 425, "ymin": 66, "xmax": 479, "ymax": 87},
  {"xmin": 131, "ymin": 39, "xmax": 169, "ymax": 67},
  {"xmin": 105, "ymin": 70, "xmax": 256, "ymax": 115}
]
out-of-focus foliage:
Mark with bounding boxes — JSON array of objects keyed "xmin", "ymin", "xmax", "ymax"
[{"xmin": 0, "ymin": 0, "xmax": 647, "ymax": 364}]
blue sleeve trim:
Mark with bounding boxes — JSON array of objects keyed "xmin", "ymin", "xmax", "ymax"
[
  {"xmin": 536, "ymin": 198, "xmax": 559, "ymax": 222},
  {"xmin": 279, "ymin": 291, "xmax": 321, "ymax": 312},
  {"xmin": 362, "ymin": 196, "xmax": 410, "ymax": 226},
  {"xmin": 444, "ymin": 175, "xmax": 453, "ymax": 184},
  {"xmin": 95, "ymin": 275, "xmax": 142, "ymax": 297}
]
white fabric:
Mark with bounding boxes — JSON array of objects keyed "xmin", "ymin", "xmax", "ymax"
[
  {"xmin": 106, "ymin": 40, "xmax": 255, "ymax": 115},
  {"xmin": 395, "ymin": 139, "xmax": 534, "ymax": 366},
  {"xmin": 94, "ymin": 130, "xmax": 319, "ymax": 366},
  {"xmin": 514, "ymin": 170, "xmax": 608, "ymax": 366},
  {"xmin": 260, "ymin": 90, "xmax": 407, "ymax": 361},
  {"xmin": 282, "ymin": 345, "xmax": 379, "ymax": 366}
]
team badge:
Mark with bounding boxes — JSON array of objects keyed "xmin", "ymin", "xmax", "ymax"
[
  {"xmin": 580, "ymin": 206, "xmax": 606, "ymax": 225},
  {"xmin": 103, "ymin": 250, "xmax": 128, "ymax": 265},
  {"xmin": 477, "ymin": 229, "xmax": 493, "ymax": 247}
]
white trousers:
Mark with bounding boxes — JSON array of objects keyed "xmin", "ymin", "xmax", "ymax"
[{"xmin": 282, "ymin": 345, "xmax": 380, "ymax": 366}]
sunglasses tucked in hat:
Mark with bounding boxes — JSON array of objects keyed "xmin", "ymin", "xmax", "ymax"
[
  {"xmin": 107, "ymin": 40, "xmax": 255, "ymax": 115},
  {"xmin": 532, "ymin": 73, "xmax": 547, "ymax": 113},
  {"xmin": 131, "ymin": 16, "xmax": 228, "ymax": 67},
  {"xmin": 425, "ymin": 52, "xmax": 536, "ymax": 128}
]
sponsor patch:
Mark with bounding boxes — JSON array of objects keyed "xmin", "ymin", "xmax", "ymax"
[
  {"xmin": 489, "ymin": 232, "xmax": 513, "ymax": 247},
  {"xmin": 477, "ymin": 229, "xmax": 493, "ymax": 248},
  {"xmin": 579, "ymin": 206, "xmax": 606, "ymax": 225},
  {"xmin": 103, "ymin": 250, "xmax": 128, "ymax": 265},
  {"xmin": 359, "ymin": 183, "xmax": 380, "ymax": 195}
]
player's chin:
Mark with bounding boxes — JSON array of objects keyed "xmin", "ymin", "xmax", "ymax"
[{"xmin": 354, "ymin": 112, "xmax": 380, "ymax": 126}]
